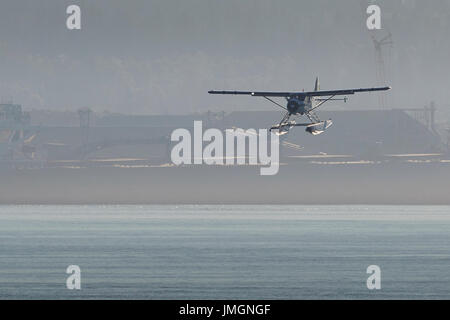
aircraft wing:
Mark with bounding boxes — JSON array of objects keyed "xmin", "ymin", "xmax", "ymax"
[
  {"xmin": 303, "ymin": 86, "xmax": 391, "ymax": 97},
  {"xmin": 208, "ymin": 86, "xmax": 391, "ymax": 98},
  {"xmin": 208, "ymin": 91, "xmax": 293, "ymax": 97}
]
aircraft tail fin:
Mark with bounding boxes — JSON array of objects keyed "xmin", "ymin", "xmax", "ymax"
[{"xmin": 314, "ymin": 77, "xmax": 320, "ymax": 91}]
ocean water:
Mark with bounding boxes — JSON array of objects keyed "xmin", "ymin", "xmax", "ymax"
[{"xmin": 0, "ymin": 205, "xmax": 449, "ymax": 300}]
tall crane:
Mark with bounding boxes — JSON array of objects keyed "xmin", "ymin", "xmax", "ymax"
[
  {"xmin": 78, "ymin": 108, "xmax": 92, "ymax": 158},
  {"xmin": 371, "ymin": 32, "xmax": 393, "ymax": 109},
  {"xmin": 360, "ymin": 0, "xmax": 393, "ymax": 109}
]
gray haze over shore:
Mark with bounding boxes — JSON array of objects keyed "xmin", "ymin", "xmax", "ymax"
[
  {"xmin": 2, "ymin": 163, "xmax": 450, "ymax": 205},
  {"xmin": 0, "ymin": 1, "xmax": 449, "ymax": 119}
]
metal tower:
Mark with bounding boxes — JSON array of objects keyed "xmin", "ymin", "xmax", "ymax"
[
  {"xmin": 371, "ymin": 32, "xmax": 393, "ymax": 109},
  {"xmin": 78, "ymin": 108, "xmax": 91, "ymax": 158}
]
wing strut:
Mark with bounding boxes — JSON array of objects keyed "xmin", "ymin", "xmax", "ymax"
[
  {"xmin": 310, "ymin": 95, "xmax": 336, "ymax": 112},
  {"xmin": 262, "ymin": 96, "xmax": 287, "ymax": 111}
]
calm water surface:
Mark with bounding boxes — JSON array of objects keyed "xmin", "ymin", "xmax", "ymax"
[{"xmin": 0, "ymin": 205, "xmax": 449, "ymax": 299}]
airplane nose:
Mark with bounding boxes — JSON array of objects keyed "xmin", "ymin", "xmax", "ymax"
[{"xmin": 287, "ymin": 100, "xmax": 299, "ymax": 114}]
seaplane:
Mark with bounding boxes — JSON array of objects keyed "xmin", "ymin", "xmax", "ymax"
[{"xmin": 209, "ymin": 78, "xmax": 391, "ymax": 136}]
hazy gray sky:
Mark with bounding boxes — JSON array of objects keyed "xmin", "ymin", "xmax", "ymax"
[{"xmin": 0, "ymin": 0, "xmax": 449, "ymax": 117}]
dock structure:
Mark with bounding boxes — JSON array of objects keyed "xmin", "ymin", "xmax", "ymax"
[{"xmin": 0, "ymin": 103, "xmax": 40, "ymax": 166}]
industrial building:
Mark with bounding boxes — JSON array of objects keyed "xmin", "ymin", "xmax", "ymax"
[
  {"xmin": 0, "ymin": 103, "xmax": 446, "ymax": 168},
  {"xmin": 0, "ymin": 103, "xmax": 38, "ymax": 164}
]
